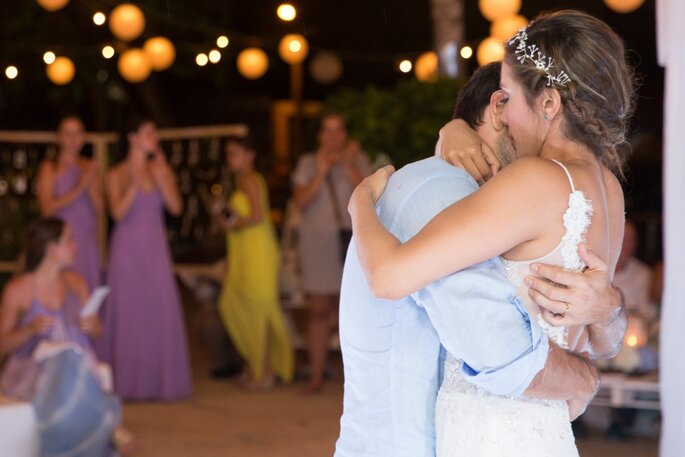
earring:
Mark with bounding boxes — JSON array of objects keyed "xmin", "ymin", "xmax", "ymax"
[{"xmin": 544, "ymin": 114, "xmax": 551, "ymax": 121}]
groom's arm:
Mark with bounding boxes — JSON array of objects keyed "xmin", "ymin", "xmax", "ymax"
[{"xmin": 524, "ymin": 343, "xmax": 599, "ymax": 420}]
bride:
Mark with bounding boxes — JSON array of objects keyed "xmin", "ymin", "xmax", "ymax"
[{"xmin": 348, "ymin": 10, "xmax": 634, "ymax": 456}]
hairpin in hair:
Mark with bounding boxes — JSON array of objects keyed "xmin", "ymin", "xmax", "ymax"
[{"xmin": 508, "ymin": 27, "xmax": 572, "ymax": 88}]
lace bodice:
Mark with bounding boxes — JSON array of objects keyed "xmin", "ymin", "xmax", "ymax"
[{"xmin": 501, "ymin": 160, "xmax": 593, "ymax": 349}]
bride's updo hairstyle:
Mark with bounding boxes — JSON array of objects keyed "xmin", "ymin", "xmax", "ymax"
[{"xmin": 504, "ymin": 10, "xmax": 636, "ymax": 178}]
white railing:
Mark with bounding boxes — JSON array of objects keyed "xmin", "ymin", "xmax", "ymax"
[{"xmin": 0, "ymin": 124, "xmax": 247, "ymax": 274}]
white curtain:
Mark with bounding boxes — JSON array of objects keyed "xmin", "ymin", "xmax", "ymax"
[{"xmin": 657, "ymin": 0, "xmax": 685, "ymax": 455}]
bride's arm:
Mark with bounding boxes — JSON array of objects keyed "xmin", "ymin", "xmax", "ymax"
[{"xmin": 349, "ymin": 157, "xmax": 562, "ymax": 300}]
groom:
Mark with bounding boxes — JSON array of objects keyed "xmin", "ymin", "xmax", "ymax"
[{"xmin": 335, "ymin": 63, "xmax": 626, "ymax": 456}]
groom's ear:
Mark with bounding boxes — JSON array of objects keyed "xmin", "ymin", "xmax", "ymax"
[{"xmin": 489, "ymin": 90, "xmax": 507, "ymax": 131}]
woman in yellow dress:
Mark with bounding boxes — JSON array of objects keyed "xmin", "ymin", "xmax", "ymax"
[{"xmin": 218, "ymin": 136, "xmax": 294, "ymax": 389}]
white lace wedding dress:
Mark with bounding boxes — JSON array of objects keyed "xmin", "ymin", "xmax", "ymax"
[{"xmin": 435, "ymin": 160, "xmax": 593, "ymax": 457}]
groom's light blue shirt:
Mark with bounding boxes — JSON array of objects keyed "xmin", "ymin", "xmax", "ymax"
[{"xmin": 335, "ymin": 157, "xmax": 550, "ymax": 457}]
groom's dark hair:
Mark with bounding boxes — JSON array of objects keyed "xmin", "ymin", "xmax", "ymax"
[{"xmin": 453, "ymin": 62, "xmax": 501, "ymax": 129}]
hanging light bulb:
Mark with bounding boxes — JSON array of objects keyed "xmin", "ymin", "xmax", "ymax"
[
  {"xmin": 196, "ymin": 53, "xmax": 209, "ymax": 67},
  {"xmin": 208, "ymin": 50, "xmax": 221, "ymax": 64},
  {"xmin": 43, "ymin": 51, "xmax": 56, "ymax": 64},
  {"xmin": 399, "ymin": 60, "xmax": 413, "ymax": 73},
  {"xmin": 217, "ymin": 36, "xmax": 229, "ymax": 49},
  {"xmin": 102, "ymin": 45, "xmax": 115, "ymax": 59},
  {"xmin": 5, "ymin": 66, "xmax": 19, "ymax": 80},
  {"xmin": 93, "ymin": 12, "xmax": 106, "ymax": 26},
  {"xmin": 277, "ymin": 4, "xmax": 297, "ymax": 21}
]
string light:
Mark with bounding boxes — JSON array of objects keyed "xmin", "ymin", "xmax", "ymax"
[
  {"xmin": 399, "ymin": 60, "xmax": 412, "ymax": 73},
  {"xmin": 460, "ymin": 46, "xmax": 473, "ymax": 59},
  {"xmin": 196, "ymin": 53, "xmax": 209, "ymax": 67},
  {"xmin": 43, "ymin": 51, "xmax": 56, "ymax": 64},
  {"xmin": 93, "ymin": 12, "xmax": 106, "ymax": 26},
  {"xmin": 102, "ymin": 45, "xmax": 115, "ymax": 59},
  {"xmin": 277, "ymin": 4, "xmax": 297, "ymax": 21},
  {"xmin": 209, "ymin": 49, "xmax": 221, "ymax": 64},
  {"xmin": 217, "ymin": 36, "xmax": 229, "ymax": 48},
  {"xmin": 5, "ymin": 66, "xmax": 18, "ymax": 80}
]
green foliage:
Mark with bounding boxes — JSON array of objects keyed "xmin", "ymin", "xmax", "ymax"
[{"xmin": 324, "ymin": 78, "xmax": 464, "ymax": 167}]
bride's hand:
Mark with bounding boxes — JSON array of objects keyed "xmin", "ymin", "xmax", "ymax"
[
  {"xmin": 349, "ymin": 165, "xmax": 395, "ymax": 211},
  {"xmin": 439, "ymin": 119, "xmax": 500, "ymax": 184}
]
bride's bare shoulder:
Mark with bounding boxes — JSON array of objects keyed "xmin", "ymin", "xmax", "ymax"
[{"xmin": 484, "ymin": 156, "xmax": 570, "ymax": 196}]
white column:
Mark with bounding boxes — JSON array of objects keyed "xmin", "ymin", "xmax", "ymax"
[
  {"xmin": 430, "ymin": 0, "xmax": 464, "ymax": 78},
  {"xmin": 657, "ymin": 1, "xmax": 685, "ymax": 455}
]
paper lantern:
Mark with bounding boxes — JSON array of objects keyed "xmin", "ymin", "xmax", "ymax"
[
  {"xmin": 604, "ymin": 0, "xmax": 646, "ymax": 14},
  {"xmin": 415, "ymin": 51, "xmax": 439, "ymax": 82},
  {"xmin": 278, "ymin": 34, "xmax": 309, "ymax": 65},
  {"xmin": 237, "ymin": 48, "xmax": 269, "ymax": 80},
  {"xmin": 109, "ymin": 3, "xmax": 145, "ymax": 42},
  {"xmin": 118, "ymin": 48, "xmax": 151, "ymax": 83},
  {"xmin": 143, "ymin": 36, "xmax": 175, "ymax": 71},
  {"xmin": 477, "ymin": 37, "xmax": 505, "ymax": 66},
  {"xmin": 490, "ymin": 15, "xmax": 528, "ymax": 41},
  {"xmin": 479, "ymin": 0, "xmax": 521, "ymax": 22},
  {"xmin": 309, "ymin": 52, "xmax": 343, "ymax": 84},
  {"xmin": 36, "ymin": 0, "xmax": 69, "ymax": 12},
  {"xmin": 46, "ymin": 56, "xmax": 75, "ymax": 85}
]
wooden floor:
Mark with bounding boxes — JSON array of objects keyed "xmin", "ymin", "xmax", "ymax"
[
  {"xmin": 122, "ymin": 292, "xmax": 660, "ymax": 456},
  {"xmin": 122, "ymin": 360, "xmax": 659, "ymax": 457}
]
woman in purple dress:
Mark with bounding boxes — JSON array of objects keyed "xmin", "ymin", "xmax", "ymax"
[
  {"xmin": 102, "ymin": 118, "xmax": 192, "ymax": 401},
  {"xmin": 37, "ymin": 115, "xmax": 103, "ymax": 318},
  {"xmin": 0, "ymin": 218, "xmax": 137, "ymax": 455}
]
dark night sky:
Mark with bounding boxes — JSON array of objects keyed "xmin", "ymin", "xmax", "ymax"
[{"xmin": 0, "ymin": 0, "xmax": 662, "ymax": 138}]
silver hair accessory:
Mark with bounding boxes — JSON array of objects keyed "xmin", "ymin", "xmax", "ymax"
[{"xmin": 508, "ymin": 26, "xmax": 572, "ymax": 88}]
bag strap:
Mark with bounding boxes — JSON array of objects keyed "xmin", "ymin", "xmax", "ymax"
[{"xmin": 325, "ymin": 173, "xmax": 344, "ymax": 228}]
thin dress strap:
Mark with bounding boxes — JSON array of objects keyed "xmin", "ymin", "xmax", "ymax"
[{"xmin": 550, "ymin": 159, "xmax": 576, "ymax": 192}]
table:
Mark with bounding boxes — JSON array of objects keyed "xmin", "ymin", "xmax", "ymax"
[{"xmin": 591, "ymin": 372, "xmax": 660, "ymax": 410}]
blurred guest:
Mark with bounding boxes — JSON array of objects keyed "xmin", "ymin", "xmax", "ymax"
[
  {"xmin": 217, "ymin": 136, "xmax": 294, "ymax": 389},
  {"xmin": 0, "ymin": 218, "xmax": 136, "ymax": 456},
  {"xmin": 614, "ymin": 220, "xmax": 657, "ymax": 321},
  {"xmin": 606, "ymin": 220, "xmax": 659, "ymax": 440},
  {"xmin": 650, "ymin": 259, "xmax": 664, "ymax": 306},
  {"xmin": 102, "ymin": 118, "xmax": 191, "ymax": 401},
  {"xmin": 292, "ymin": 113, "xmax": 371, "ymax": 392},
  {"xmin": 37, "ymin": 115, "xmax": 103, "ymax": 318}
]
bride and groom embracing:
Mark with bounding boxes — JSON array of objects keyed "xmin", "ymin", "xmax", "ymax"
[{"xmin": 336, "ymin": 10, "xmax": 635, "ymax": 457}]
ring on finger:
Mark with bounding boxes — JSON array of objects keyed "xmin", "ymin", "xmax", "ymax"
[{"xmin": 560, "ymin": 302, "xmax": 570, "ymax": 317}]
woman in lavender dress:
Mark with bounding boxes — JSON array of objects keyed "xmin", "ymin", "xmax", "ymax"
[
  {"xmin": 0, "ymin": 218, "xmax": 137, "ymax": 456},
  {"xmin": 37, "ymin": 115, "xmax": 103, "ymax": 319},
  {"xmin": 102, "ymin": 118, "xmax": 192, "ymax": 401}
]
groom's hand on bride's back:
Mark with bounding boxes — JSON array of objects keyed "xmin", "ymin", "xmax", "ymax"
[{"xmin": 525, "ymin": 243, "xmax": 624, "ymax": 327}]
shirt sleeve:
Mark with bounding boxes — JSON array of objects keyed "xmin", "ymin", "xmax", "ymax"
[{"xmin": 389, "ymin": 172, "xmax": 550, "ymax": 398}]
